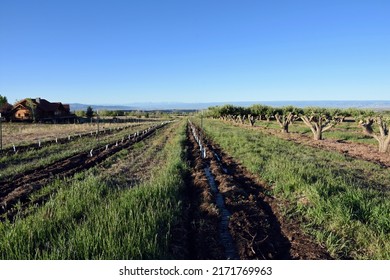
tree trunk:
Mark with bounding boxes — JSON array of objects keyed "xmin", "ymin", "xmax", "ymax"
[
  {"xmin": 275, "ymin": 114, "xmax": 290, "ymax": 133},
  {"xmin": 377, "ymin": 136, "xmax": 390, "ymax": 153},
  {"xmin": 360, "ymin": 117, "xmax": 390, "ymax": 153},
  {"xmin": 248, "ymin": 115, "xmax": 255, "ymax": 126},
  {"xmin": 314, "ymin": 130, "xmax": 322, "ymax": 140},
  {"xmin": 240, "ymin": 115, "xmax": 246, "ymax": 124},
  {"xmin": 301, "ymin": 115, "xmax": 323, "ymax": 140}
]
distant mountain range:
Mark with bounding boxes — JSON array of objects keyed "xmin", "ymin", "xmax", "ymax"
[{"xmin": 69, "ymin": 100, "xmax": 390, "ymax": 112}]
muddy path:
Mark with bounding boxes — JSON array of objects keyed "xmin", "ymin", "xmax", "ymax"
[
  {"xmin": 0, "ymin": 122, "xmax": 170, "ymax": 218},
  {"xmin": 185, "ymin": 124, "xmax": 226, "ymax": 259},
  {"xmin": 187, "ymin": 121, "xmax": 331, "ymax": 260}
]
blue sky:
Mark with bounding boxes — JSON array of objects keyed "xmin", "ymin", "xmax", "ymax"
[{"xmin": 0, "ymin": 0, "xmax": 389, "ymax": 104}]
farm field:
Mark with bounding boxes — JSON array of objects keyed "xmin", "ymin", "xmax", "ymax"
[
  {"xmin": 1, "ymin": 118, "xmax": 161, "ymax": 148},
  {"xmin": 0, "ymin": 119, "xmax": 190, "ymax": 258},
  {"xmin": 0, "ymin": 121, "xmax": 163, "ymax": 182},
  {"xmin": 0, "ymin": 117, "xmax": 389, "ymax": 260}
]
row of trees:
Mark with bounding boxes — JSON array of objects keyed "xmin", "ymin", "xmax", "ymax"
[
  {"xmin": 0, "ymin": 95, "xmax": 7, "ymax": 106},
  {"xmin": 74, "ymin": 107, "xmax": 171, "ymax": 119},
  {"xmin": 205, "ymin": 104, "xmax": 390, "ymax": 153}
]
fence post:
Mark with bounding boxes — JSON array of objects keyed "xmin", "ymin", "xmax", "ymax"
[
  {"xmin": 97, "ymin": 110, "xmax": 100, "ymax": 145},
  {"xmin": 0, "ymin": 113, "xmax": 2, "ymax": 151}
]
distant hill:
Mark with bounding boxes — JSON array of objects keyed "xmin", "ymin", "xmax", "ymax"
[
  {"xmin": 69, "ymin": 103, "xmax": 137, "ymax": 111},
  {"xmin": 70, "ymin": 100, "xmax": 390, "ymax": 112}
]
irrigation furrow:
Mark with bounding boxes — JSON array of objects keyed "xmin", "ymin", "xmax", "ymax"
[
  {"xmin": 188, "ymin": 121, "xmax": 239, "ymax": 259},
  {"xmin": 0, "ymin": 122, "xmax": 170, "ymax": 217},
  {"xmin": 187, "ymin": 120, "xmax": 331, "ymax": 259},
  {"xmin": 185, "ymin": 125, "xmax": 225, "ymax": 259},
  {"xmin": 203, "ymin": 167, "xmax": 239, "ymax": 259}
]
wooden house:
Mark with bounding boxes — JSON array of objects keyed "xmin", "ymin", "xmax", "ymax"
[{"xmin": 12, "ymin": 98, "xmax": 76, "ymax": 122}]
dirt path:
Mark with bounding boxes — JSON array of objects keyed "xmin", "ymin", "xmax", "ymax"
[
  {"xmin": 0, "ymin": 123, "xmax": 169, "ymax": 219},
  {"xmin": 187, "ymin": 121, "xmax": 331, "ymax": 259}
]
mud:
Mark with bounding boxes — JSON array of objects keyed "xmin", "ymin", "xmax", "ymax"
[
  {"xmin": 187, "ymin": 121, "xmax": 332, "ymax": 259},
  {"xmin": 185, "ymin": 125, "xmax": 226, "ymax": 259}
]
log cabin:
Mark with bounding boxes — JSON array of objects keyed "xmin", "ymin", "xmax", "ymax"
[{"xmin": 11, "ymin": 98, "xmax": 76, "ymax": 122}]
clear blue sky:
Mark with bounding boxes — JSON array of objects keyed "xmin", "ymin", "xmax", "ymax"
[{"xmin": 1, "ymin": 0, "xmax": 389, "ymax": 104}]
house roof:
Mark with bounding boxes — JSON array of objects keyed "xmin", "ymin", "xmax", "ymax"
[
  {"xmin": 14, "ymin": 98, "xmax": 69, "ymax": 112},
  {"xmin": 37, "ymin": 99, "xmax": 63, "ymax": 112}
]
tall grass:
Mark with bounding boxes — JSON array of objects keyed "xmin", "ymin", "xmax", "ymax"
[
  {"xmin": 0, "ymin": 121, "xmax": 188, "ymax": 259},
  {"xmin": 198, "ymin": 118, "xmax": 390, "ymax": 259}
]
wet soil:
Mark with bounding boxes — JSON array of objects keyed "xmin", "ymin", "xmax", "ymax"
[
  {"xmin": 185, "ymin": 125, "xmax": 226, "ymax": 259},
  {"xmin": 187, "ymin": 122, "xmax": 331, "ymax": 260}
]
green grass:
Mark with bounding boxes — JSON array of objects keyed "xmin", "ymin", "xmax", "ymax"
[
  {"xmin": 197, "ymin": 118, "xmax": 390, "ymax": 259},
  {"xmin": 0, "ymin": 121, "xmax": 188, "ymax": 259}
]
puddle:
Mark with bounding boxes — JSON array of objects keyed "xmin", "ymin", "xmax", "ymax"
[{"xmin": 204, "ymin": 166, "xmax": 239, "ymax": 260}]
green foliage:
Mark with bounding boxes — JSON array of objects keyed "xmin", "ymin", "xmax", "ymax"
[
  {"xmin": 206, "ymin": 106, "xmax": 222, "ymax": 118},
  {"xmin": 0, "ymin": 94, "xmax": 7, "ymax": 106},
  {"xmin": 98, "ymin": 110, "xmax": 126, "ymax": 117},
  {"xmin": 248, "ymin": 104, "xmax": 267, "ymax": 117},
  {"xmin": 274, "ymin": 106, "xmax": 300, "ymax": 118},
  {"xmin": 86, "ymin": 106, "xmax": 94, "ymax": 119},
  {"xmin": 219, "ymin": 104, "xmax": 238, "ymax": 116},
  {"xmin": 301, "ymin": 107, "xmax": 331, "ymax": 118},
  {"xmin": 75, "ymin": 110, "xmax": 86, "ymax": 117}
]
